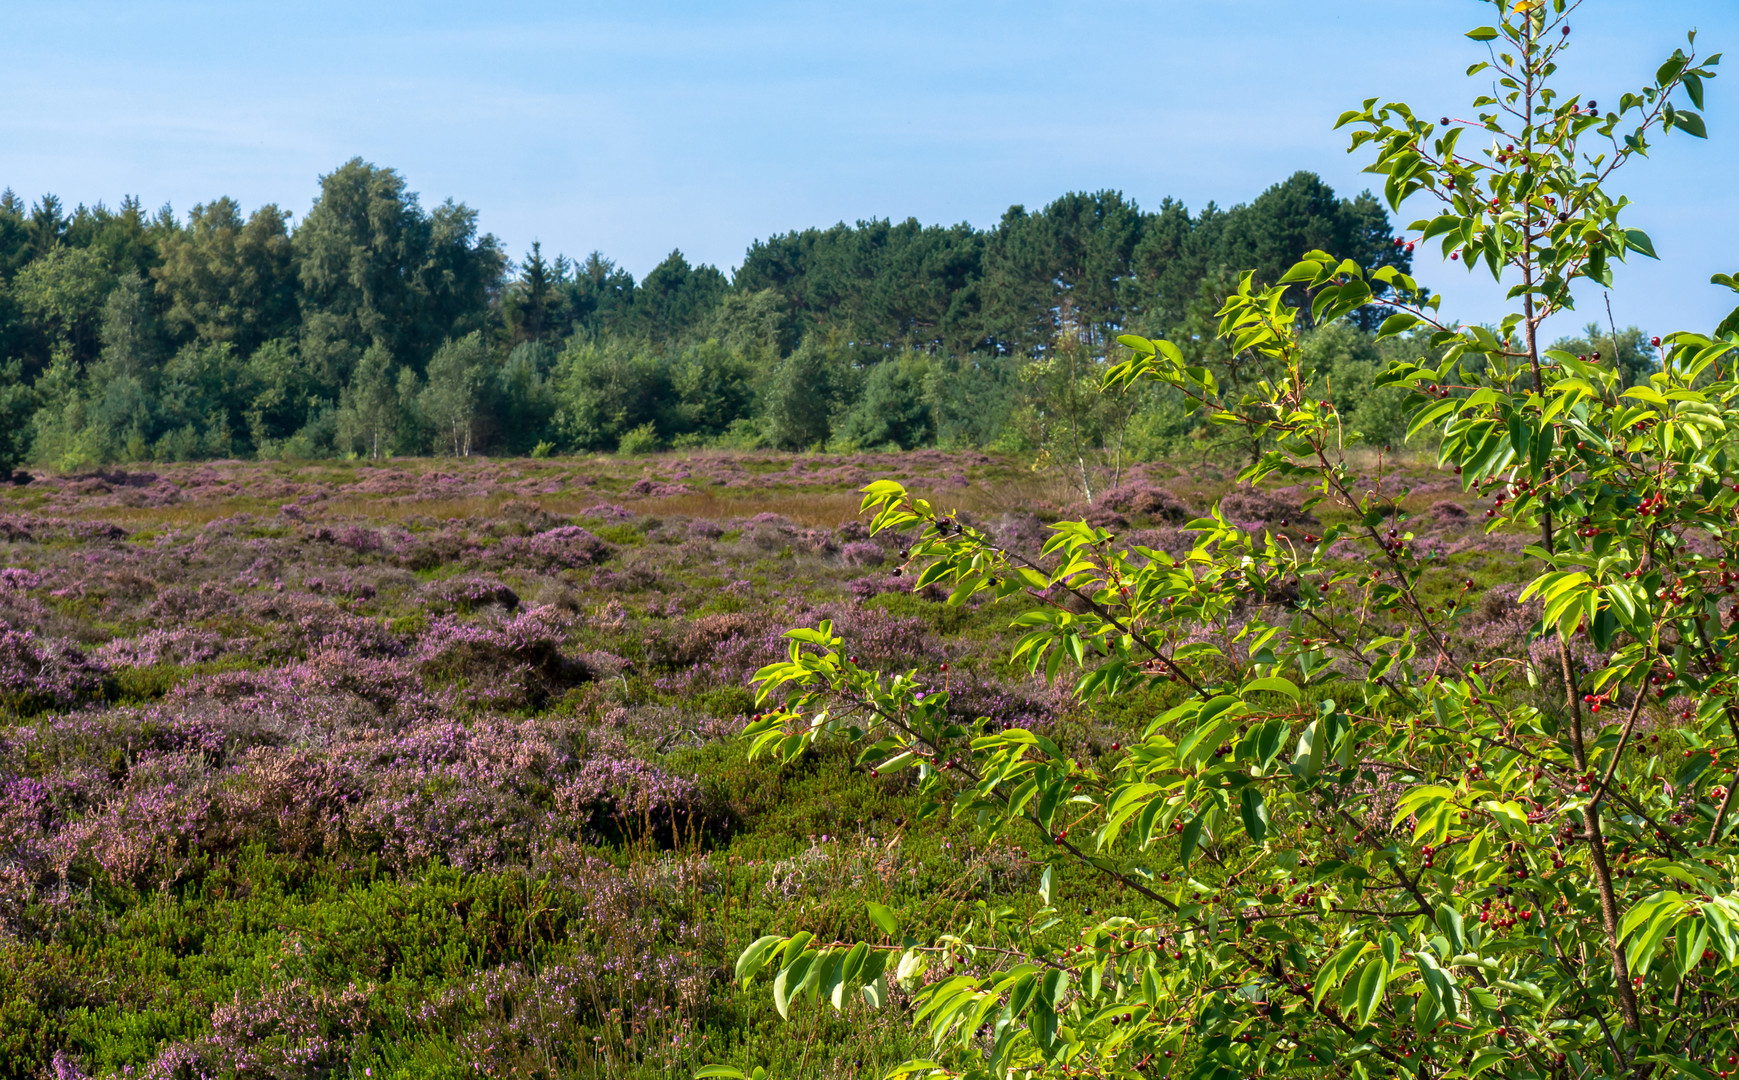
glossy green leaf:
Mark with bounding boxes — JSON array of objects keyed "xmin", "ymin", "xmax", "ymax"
[{"xmin": 867, "ymin": 902, "xmax": 900, "ymax": 938}]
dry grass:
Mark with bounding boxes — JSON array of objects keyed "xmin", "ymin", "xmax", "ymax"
[
  {"xmin": 58, "ymin": 469, "xmax": 1088, "ymax": 533},
  {"xmin": 68, "ymin": 501, "xmax": 283, "ymax": 529},
  {"xmin": 41, "ymin": 449, "xmax": 1449, "ymax": 533}
]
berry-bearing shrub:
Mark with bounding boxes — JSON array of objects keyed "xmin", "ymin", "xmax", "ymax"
[{"xmin": 706, "ymin": 4, "xmax": 1734, "ymax": 1078}]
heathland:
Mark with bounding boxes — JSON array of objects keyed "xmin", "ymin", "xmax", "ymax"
[{"xmin": 0, "ymin": 449, "xmax": 1548, "ymax": 1078}]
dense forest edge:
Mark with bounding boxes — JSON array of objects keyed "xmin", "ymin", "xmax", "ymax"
[{"xmin": 0, "ymin": 162, "xmax": 1659, "ymax": 475}]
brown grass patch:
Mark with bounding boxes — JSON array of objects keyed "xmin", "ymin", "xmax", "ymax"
[{"xmin": 70, "ymin": 478, "xmax": 1074, "ymax": 533}]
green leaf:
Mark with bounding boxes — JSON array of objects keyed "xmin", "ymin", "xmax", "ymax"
[
  {"xmin": 1675, "ymin": 110, "xmax": 1709, "ymax": 138},
  {"xmin": 1406, "ymin": 397, "xmax": 1461, "ymax": 444},
  {"xmin": 779, "ymin": 931, "xmax": 815, "ymax": 969},
  {"xmin": 1377, "ymin": 312, "xmax": 1421, "ymax": 339},
  {"xmin": 1315, "ymin": 940, "xmax": 1372, "ymax": 1007},
  {"xmin": 1180, "ymin": 815, "xmax": 1203, "ymax": 865},
  {"xmin": 1414, "ymin": 950, "xmax": 1459, "ymax": 1024},
  {"xmin": 1624, "ymin": 229, "xmax": 1660, "ymax": 259},
  {"xmin": 1481, "ymin": 799, "xmax": 1528, "ymax": 829},
  {"xmin": 1179, "ymin": 716, "xmax": 1236, "ymax": 766},
  {"xmin": 1678, "ymin": 753, "xmax": 1714, "ymax": 789},
  {"xmin": 735, "ymin": 935, "xmax": 785, "ymax": 987},
  {"xmin": 1466, "ymin": 26, "xmax": 1499, "ymax": 41},
  {"xmin": 1620, "ymin": 893, "xmax": 1687, "ymax": 942},
  {"xmin": 1687, "ymin": 71, "xmax": 1707, "ymax": 109},
  {"xmin": 1291, "ymin": 720, "xmax": 1322, "ymax": 779},
  {"xmin": 695, "ymin": 1068, "xmax": 748, "ymax": 1079},
  {"xmin": 1240, "ymin": 786, "xmax": 1270, "ymax": 842},
  {"xmin": 1674, "ymin": 917, "xmax": 1710, "ymax": 980},
  {"xmin": 861, "ymin": 974, "xmax": 888, "ymax": 1008},
  {"xmin": 1197, "ymin": 694, "xmax": 1242, "ymax": 726},
  {"xmin": 816, "ymin": 949, "xmax": 846, "ymax": 1010},
  {"xmin": 1142, "ymin": 966, "xmax": 1163, "ymax": 1008},
  {"xmin": 1436, "ymin": 904, "xmax": 1465, "ymax": 953},
  {"xmin": 1660, "ymin": 1057, "xmax": 1721, "ymax": 1080},
  {"xmin": 867, "ymin": 902, "xmax": 900, "ymax": 938},
  {"xmin": 1626, "ymin": 906, "xmax": 1684, "ymax": 976},
  {"xmin": 1356, "ymin": 959, "xmax": 1389, "ymax": 1027},
  {"xmin": 771, "ymin": 963, "xmax": 796, "ymax": 1019},
  {"xmin": 836, "ymin": 943, "xmax": 869, "ymax": 1009},
  {"xmin": 1244, "ymin": 676, "xmax": 1302, "ymax": 700}
]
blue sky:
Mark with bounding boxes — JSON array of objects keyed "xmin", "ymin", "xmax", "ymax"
[{"xmin": 4, "ymin": 0, "xmax": 1735, "ymax": 339}]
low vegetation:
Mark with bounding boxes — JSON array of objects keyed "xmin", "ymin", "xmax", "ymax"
[{"xmin": 0, "ymin": 449, "xmax": 1534, "ymax": 1078}]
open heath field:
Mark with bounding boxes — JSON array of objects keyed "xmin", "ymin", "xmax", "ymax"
[{"xmin": 0, "ymin": 450, "xmax": 1552, "ymax": 1078}]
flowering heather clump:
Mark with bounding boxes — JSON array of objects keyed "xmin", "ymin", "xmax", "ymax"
[
  {"xmin": 581, "ymin": 502, "xmax": 634, "ymax": 522},
  {"xmin": 837, "ymin": 540, "xmax": 884, "ymax": 567},
  {"xmin": 424, "ymin": 574, "xmax": 521, "ymax": 612},
  {"xmin": 414, "ymin": 608, "xmax": 592, "ymax": 709},
  {"xmin": 491, "ymin": 525, "xmax": 612, "ymax": 570},
  {"xmin": 558, "ymin": 755, "xmax": 704, "ymax": 832},
  {"xmin": 1464, "ymin": 582, "xmax": 1538, "ymax": 653},
  {"xmin": 395, "ymin": 527, "xmax": 479, "ymax": 571},
  {"xmin": 0, "ymin": 567, "xmax": 42, "ymax": 592},
  {"xmin": 143, "ymin": 582, "xmax": 242, "ymax": 621},
  {"xmin": 0, "ymin": 629, "xmax": 106, "ymax": 714},
  {"xmin": 1216, "ymin": 486, "xmax": 1316, "ymax": 526},
  {"xmin": 984, "ymin": 512, "xmax": 1048, "ymax": 557},
  {"xmin": 1075, "ymin": 504, "xmax": 1130, "ymax": 530},
  {"xmin": 1428, "ymin": 498, "xmax": 1471, "ymax": 525},
  {"xmin": 1098, "ymin": 483, "xmax": 1196, "ymax": 523},
  {"xmin": 646, "ymin": 612, "xmax": 762, "ymax": 669},
  {"xmin": 135, "ymin": 980, "xmax": 368, "ymax": 1080},
  {"xmin": 628, "ymin": 478, "xmax": 693, "ymax": 497},
  {"xmin": 92, "ymin": 628, "xmax": 233, "ymax": 668},
  {"xmin": 793, "ymin": 528, "xmax": 838, "ymax": 555},
  {"xmin": 0, "ymin": 511, "xmax": 127, "ymax": 542},
  {"xmin": 850, "ymin": 573, "xmax": 918, "ymax": 600},
  {"xmin": 245, "ymin": 591, "xmax": 403, "ymax": 659},
  {"xmin": 1121, "ymin": 526, "xmax": 1197, "ymax": 558},
  {"xmin": 344, "ymin": 719, "xmax": 562, "ymax": 870},
  {"xmin": 331, "ymin": 523, "xmax": 384, "ymax": 553},
  {"xmin": 942, "ymin": 676, "xmax": 1071, "ymax": 731},
  {"xmin": 805, "ymin": 604, "xmax": 934, "ymax": 668},
  {"xmin": 742, "ymin": 515, "xmax": 798, "ymax": 551}
]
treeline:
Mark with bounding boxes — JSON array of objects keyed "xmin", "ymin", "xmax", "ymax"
[{"xmin": 0, "ymin": 160, "xmax": 1424, "ymax": 470}]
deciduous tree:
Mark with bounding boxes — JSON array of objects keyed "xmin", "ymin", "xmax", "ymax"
[{"xmin": 715, "ymin": 7, "xmax": 1734, "ymax": 1080}]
